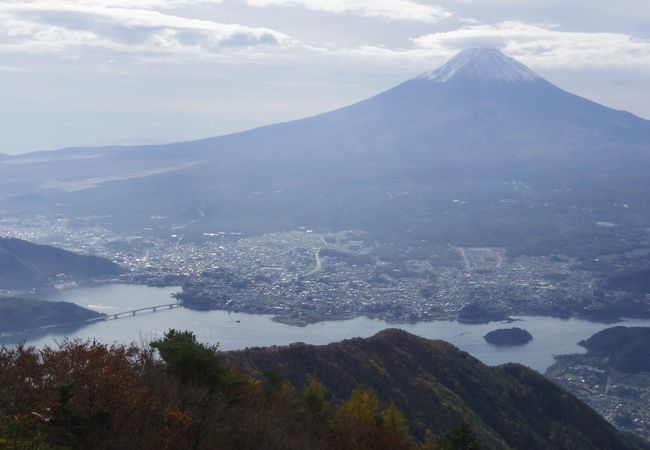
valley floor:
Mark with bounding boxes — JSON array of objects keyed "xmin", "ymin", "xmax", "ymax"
[
  {"xmin": 2, "ymin": 215, "xmax": 649, "ymax": 327},
  {"xmin": 547, "ymin": 354, "xmax": 650, "ymax": 441}
]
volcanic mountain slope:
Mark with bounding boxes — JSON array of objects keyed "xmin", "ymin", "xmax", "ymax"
[
  {"xmin": 2, "ymin": 48, "xmax": 650, "ymax": 255},
  {"xmin": 224, "ymin": 329, "xmax": 642, "ymax": 450},
  {"xmin": 0, "ymin": 236, "xmax": 123, "ymax": 290}
]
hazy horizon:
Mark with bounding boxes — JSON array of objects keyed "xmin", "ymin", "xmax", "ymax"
[{"xmin": 1, "ymin": 0, "xmax": 649, "ymax": 155}]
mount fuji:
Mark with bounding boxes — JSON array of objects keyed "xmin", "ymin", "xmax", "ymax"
[{"xmin": 1, "ymin": 48, "xmax": 650, "ymax": 256}]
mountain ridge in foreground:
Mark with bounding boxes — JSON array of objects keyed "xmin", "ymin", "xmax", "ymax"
[
  {"xmin": 1, "ymin": 328, "xmax": 644, "ymax": 449},
  {"xmin": 224, "ymin": 328, "xmax": 642, "ymax": 450}
]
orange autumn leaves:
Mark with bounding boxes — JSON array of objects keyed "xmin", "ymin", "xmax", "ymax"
[
  {"xmin": 0, "ymin": 332, "xmax": 463, "ymax": 450},
  {"xmin": 0, "ymin": 340, "xmax": 190, "ymax": 449}
]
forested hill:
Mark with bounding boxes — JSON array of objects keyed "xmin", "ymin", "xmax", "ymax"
[
  {"xmin": 0, "ymin": 297, "xmax": 103, "ymax": 333},
  {"xmin": 0, "ymin": 236, "xmax": 123, "ymax": 290},
  {"xmin": 580, "ymin": 326, "xmax": 650, "ymax": 373},
  {"xmin": 1, "ymin": 329, "xmax": 645, "ymax": 449},
  {"xmin": 225, "ymin": 329, "xmax": 640, "ymax": 450}
]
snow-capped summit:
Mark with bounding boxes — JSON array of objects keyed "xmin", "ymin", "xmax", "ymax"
[{"xmin": 420, "ymin": 48, "xmax": 542, "ymax": 83}]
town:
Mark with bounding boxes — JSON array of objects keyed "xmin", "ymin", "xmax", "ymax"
[
  {"xmin": 2, "ymin": 214, "xmax": 648, "ymax": 326},
  {"xmin": 548, "ymin": 353, "xmax": 650, "ymax": 441}
]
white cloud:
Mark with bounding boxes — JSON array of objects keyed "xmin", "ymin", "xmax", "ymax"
[
  {"xmin": 245, "ymin": 0, "xmax": 454, "ymax": 23},
  {"xmin": 412, "ymin": 21, "xmax": 650, "ymax": 67},
  {"xmin": 0, "ymin": 1, "xmax": 293, "ymax": 60},
  {"xmin": 1, "ymin": 2, "xmax": 649, "ymax": 72},
  {"xmin": 6, "ymin": 0, "xmax": 224, "ymax": 9},
  {"xmin": 322, "ymin": 21, "xmax": 650, "ymax": 71},
  {"xmin": 304, "ymin": 21, "xmax": 650, "ymax": 77}
]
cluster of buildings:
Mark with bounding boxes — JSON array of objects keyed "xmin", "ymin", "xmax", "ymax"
[
  {"xmin": 549, "ymin": 356, "xmax": 650, "ymax": 441},
  {"xmin": 1, "ymin": 215, "xmax": 644, "ymax": 325},
  {"xmin": 103, "ymin": 229, "xmax": 620, "ymax": 326}
]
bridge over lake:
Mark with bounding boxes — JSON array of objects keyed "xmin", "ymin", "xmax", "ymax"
[{"xmin": 89, "ymin": 301, "xmax": 183, "ymax": 322}]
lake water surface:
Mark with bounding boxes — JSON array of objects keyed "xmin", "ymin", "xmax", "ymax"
[{"xmin": 7, "ymin": 283, "xmax": 650, "ymax": 373}]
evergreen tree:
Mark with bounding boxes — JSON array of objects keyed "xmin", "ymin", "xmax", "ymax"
[
  {"xmin": 150, "ymin": 329, "xmax": 233, "ymax": 389},
  {"xmin": 421, "ymin": 429, "xmax": 444, "ymax": 450},
  {"xmin": 441, "ymin": 420, "xmax": 480, "ymax": 450}
]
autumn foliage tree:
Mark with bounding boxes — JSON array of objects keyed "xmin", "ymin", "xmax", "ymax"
[
  {"xmin": 0, "ymin": 340, "xmax": 190, "ymax": 449},
  {"xmin": 333, "ymin": 387, "xmax": 413, "ymax": 450},
  {"xmin": 301, "ymin": 375, "xmax": 328, "ymax": 413},
  {"xmin": 0, "ymin": 333, "xmax": 474, "ymax": 450}
]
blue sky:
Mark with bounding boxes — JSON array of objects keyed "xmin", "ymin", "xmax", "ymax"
[{"xmin": 1, "ymin": 0, "xmax": 649, "ymax": 154}]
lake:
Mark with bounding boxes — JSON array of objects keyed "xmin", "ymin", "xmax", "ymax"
[{"xmin": 6, "ymin": 283, "xmax": 650, "ymax": 373}]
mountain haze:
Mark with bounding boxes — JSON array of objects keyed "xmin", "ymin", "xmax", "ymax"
[{"xmin": 1, "ymin": 48, "xmax": 649, "ymax": 255}]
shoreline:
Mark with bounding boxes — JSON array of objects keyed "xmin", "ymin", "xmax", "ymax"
[{"xmin": 21, "ymin": 280, "xmax": 648, "ymax": 330}]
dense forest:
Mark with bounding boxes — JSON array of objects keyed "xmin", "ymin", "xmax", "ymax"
[
  {"xmin": 0, "ymin": 329, "xmax": 641, "ymax": 449},
  {"xmin": 225, "ymin": 329, "xmax": 641, "ymax": 450},
  {"xmin": 0, "ymin": 331, "xmax": 479, "ymax": 450}
]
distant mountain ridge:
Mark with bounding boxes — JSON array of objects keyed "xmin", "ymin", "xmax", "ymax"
[
  {"xmin": 1, "ymin": 48, "xmax": 649, "ymax": 257},
  {"xmin": 0, "ymin": 237, "xmax": 123, "ymax": 290},
  {"xmin": 224, "ymin": 329, "xmax": 642, "ymax": 450}
]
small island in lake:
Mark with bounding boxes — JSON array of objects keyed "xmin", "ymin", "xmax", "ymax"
[{"xmin": 484, "ymin": 327, "xmax": 533, "ymax": 346}]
